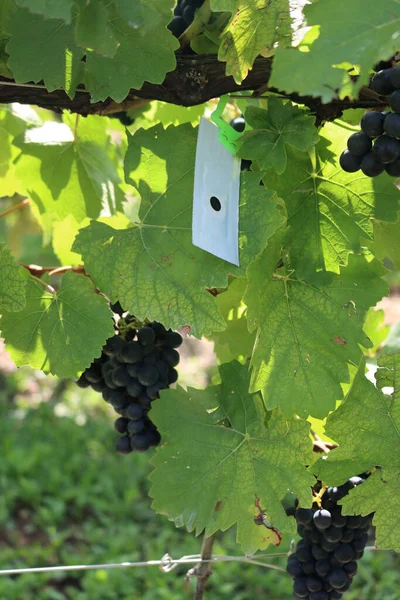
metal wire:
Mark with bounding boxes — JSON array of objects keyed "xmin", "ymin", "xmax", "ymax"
[
  {"xmin": 0, "ymin": 552, "xmax": 289, "ymax": 576},
  {"xmin": 0, "ymin": 547, "xmax": 379, "ymax": 577}
]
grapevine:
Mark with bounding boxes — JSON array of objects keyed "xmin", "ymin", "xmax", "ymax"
[{"xmin": 0, "ymin": 2, "xmax": 399, "ymax": 599}]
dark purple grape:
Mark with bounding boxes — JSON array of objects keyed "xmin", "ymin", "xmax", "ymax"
[
  {"xmin": 167, "ymin": 16, "xmax": 187, "ymax": 37},
  {"xmin": 296, "ymin": 508, "xmax": 313, "ymax": 524},
  {"xmin": 339, "ymin": 150, "xmax": 362, "ymax": 172},
  {"xmin": 361, "ymin": 111, "xmax": 385, "ymax": 137},
  {"xmin": 333, "ymin": 543, "xmax": 355, "ymax": 564},
  {"xmin": 76, "ymin": 374, "xmax": 90, "ymax": 388},
  {"xmin": 103, "ymin": 335, "xmax": 124, "ymax": 356},
  {"xmin": 373, "ymin": 134, "xmax": 400, "ymax": 163},
  {"xmin": 390, "ymin": 89, "xmax": 400, "ymax": 113},
  {"xmin": 125, "ymin": 403, "xmax": 144, "ymax": 421},
  {"xmin": 389, "ymin": 66, "xmax": 400, "ymax": 89},
  {"xmin": 328, "ymin": 569, "xmax": 348, "ymax": 589},
  {"xmin": 120, "ymin": 341, "xmax": 143, "ymax": 364},
  {"xmin": 313, "ymin": 509, "xmax": 332, "ymax": 530},
  {"xmin": 165, "ymin": 331, "xmax": 183, "ymax": 348},
  {"xmin": 138, "ymin": 365, "xmax": 159, "ymax": 386},
  {"xmin": 116, "ymin": 435, "xmax": 132, "ymax": 455},
  {"xmin": 360, "ymin": 152, "xmax": 385, "ymax": 176},
  {"xmin": 370, "ymin": 69, "xmax": 395, "ymax": 95},
  {"xmin": 230, "ymin": 116, "xmax": 246, "ymax": 133},
  {"xmin": 114, "ymin": 417, "xmax": 129, "ymax": 433},
  {"xmin": 347, "ymin": 131, "xmax": 372, "ymax": 156},
  {"xmin": 287, "ymin": 556, "xmax": 304, "ymax": 577},
  {"xmin": 138, "ymin": 326, "xmax": 156, "ymax": 346}
]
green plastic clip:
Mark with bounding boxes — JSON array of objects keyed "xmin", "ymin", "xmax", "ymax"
[{"xmin": 210, "ymin": 95, "xmax": 242, "ymax": 155}]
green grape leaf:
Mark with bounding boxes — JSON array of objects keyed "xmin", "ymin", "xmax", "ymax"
[
  {"xmin": 7, "ymin": 8, "xmax": 84, "ymax": 98},
  {"xmin": 15, "ymin": 0, "xmax": 73, "ymax": 22},
  {"xmin": 314, "ymin": 357, "xmax": 400, "ymax": 551},
  {"xmin": 270, "ymin": 0, "xmax": 400, "ymax": 102},
  {"xmin": 1, "ymin": 271, "xmax": 114, "ymax": 377},
  {"xmin": 149, "ymin": 361, "xmax": 314, "ymax": 554},
  {"xmin": 73, "ymin": 124, "xmax": 286, "ymax": 338},
  {"xmin": 13, "ymin": 120, "xmax": 124, "ymax": 225},
  {"xmin": 0, "ymin": 243, "xmax": 28, "ymax": 311},
  {"xmin": 75, "ymin": 0, "xmax": 118, "ymax": 57},
  {"xmin": 238, "ymin": 98, "xmax": 319, "ymax": 175},
  {"xmin": 371, "ymin": 218, "xmax": 400, "ymax": 271},
  {"xmin": 262, "ymin": 120, "xmax": 400, "ymax": 278},
  {"xmin": 362, "ymin": 308, "xmax": 389, "ymax": 357},
  {"xmin": 213, "ymin": 0, "xmax": 291, "ymax": 84},
  {"xmin": 84, "ymin": 17, "xmax": 178, "ymax": 103},
  {"xmin": 208, "ymin": 277, "xmax": 256, "ymax": 364},
  {"xmin": 115, "ymin": 0, "xmax": 175, "ymax": 33},
  {"xmin": 246, "ymin": 243, "xmax": 387, "ymax": 419}
]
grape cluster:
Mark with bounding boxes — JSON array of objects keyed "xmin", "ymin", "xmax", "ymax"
[
  {"xmin": 340, "ymin": 65, "xmax": 400, "ymax": 177},
  {"xmin": 287, "ymin": 478, "xmax": 373, "ymax": 599},
  {"xmin": 77, "ymin": 311, "xmax": 182, "ymax": 455},
  {"xmin": 168, "ymin": 0, "xmax": 205, "ymax": 38}
]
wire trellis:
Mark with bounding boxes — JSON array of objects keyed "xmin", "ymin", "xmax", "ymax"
[{"xmin": 0, "ymin": 547, "xmax": 379, "ymax": 577}]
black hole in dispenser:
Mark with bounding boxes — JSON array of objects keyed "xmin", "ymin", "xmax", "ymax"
[{"xmin": 210, "ymin": 196, "xmax": 221, "ymax": 212}]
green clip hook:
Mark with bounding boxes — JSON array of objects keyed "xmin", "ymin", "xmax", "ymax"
[{"xmin": 210, "ymin": 95, "xmax": 242, "ymax": 155}]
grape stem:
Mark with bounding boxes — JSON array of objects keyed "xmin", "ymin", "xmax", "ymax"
[
  {"xmin": 0, "ymin": 198, "xmax": 30, "ymax": 219},
  {"xmin": 188, "ymin": 533, "xmax": 216, "ymax": 600},
  {"xmin": 20, "ymin": 264, "xmax": 86, "ymax": 278}
]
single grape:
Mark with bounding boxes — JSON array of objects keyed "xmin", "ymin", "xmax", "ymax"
[
  {"xmin": 330, "ymin": 508, "xmax": 347, "ymax": 528},
  {"xmin": 347, "ymin": 132, "xmax": 372, "ymax": 156},
  {"xmin": 131, "ymin": 432, "xmax": 152, "ymax": 452},
  {"xmin": 383, "ymin": 112, "xmax": 400, "ymax": 137},
  {"xmin": 339, "ymin": 150, "xmax": 362, "ymax": 173},
  {"xmin": 168, "ymin": 368, "xmax": 179, "ymax": 384},
  {"xmin": 287, "ymin": 556, "xmax": 304, "ymax": 577},
  {"xmin": 138, "ymin": 365, "xmax": 159, "ymax": 386},
  {"xmin": 143, "ymin": 349, "xmax": 160, "ymax": 365},
  {"xmin": 293, "ymin": 577, "xmax": 309, "ymax": 597},
  {"xmin": 103, "ymin": 335, "xmax": 124, "ymax": 356},
  {"xmin": 116, "ymin": 435, "xmax": 132, "ymax": 455},
  {"xmin": 76, "ymin": 374, "xmax": 90, "ymax": 388},
  {"xmin": 343, "ymin": 561, "xmax": 358, "ymax": 578},
  {"xmin": 119, "ymin": 341, "xmax": 143, "ymax": 364},
  {"xmin": 167, "ymin": 16, "xmax": 187, "ymax": 37},
  {"xmin": 125, "ymin": 403, "xmax": 144, "ymax": 421},
  {"xmin": 334, "ymin": 543, "xmax": 355, "ymax": 564},
  {"xmin": 386, "ymin": 158, "xmax": 400, "ymax": 176},
  {"xmin": 151, "ymin": 321, "xmax": 167, "ymax": 340},
  {"xmin": 126, "ymin": 379, "xmax": 143, "ymax": 399},
  {"xmin": 183, "ymin": 4, "xmax": 196, "ymax": 23},
  {"xmin": 373, "ymin": 134, "xmax": 400, "ymax": 163},
  {"xmin": 296, "ymin": 507, "xmax": 313, "ymax": 524},
  {"xmin": 155, "ymin": 359, "xmax": 169, "ymax": 379},
  {"xmin": 174, "ymin": 3, "xmax": 182, "ymax": 16},
  {"xmin": 296, "ymin": 541, "xmax": 313, "ymax": 562},
  {"xmin": 85, "ymin": 363, "xmax": 103, "ymax": 383},
  {"xmin": 370, "ymin": 69, "xmax": 395, "ymax": 95},
  {"xmin": 307, "ymin": 577, "xmax": 323, "ymax": 592},
  {"xmin": 389, "ymin": 65, "xmax": 400, "ymax": 89},
  {"xmin": 313, "ymin": 509, "xmax": 332, "ymax": 530},
  {"xmin": 163, "ymin": 347, "xmax": 180, "ymax": 367},
  {"xmin": 348, "ymin": 476, "xmax": 364, "ymax": 487},
  {"xmin": 320, "ymin": 539, "xmax": 340, "ymax": 553},
  {"xmin": 91, "ymin": 380, "xmax": 106, "ymax": 393},
  {"xmin": 341, "ymin": 529, "xmax": 355, "ymax": 543},
  {"xmin": 112, "ymin": 366, "xmax": 131, "ymax": 387},
  {"xmin": 360, "ymin": 152, "xmax": 385, "ymax": 176},
  {"xmin": 114, "ymin": 417, "xmax": 129, "ymax": 434},
  {"xmin": 138, "ymin": 393, "xmax": 152, "ymax": 410},
  {"xmin": 127, "ymin": 418, "xmax": 146, "ymax": 434},
  {"xmin": 315, "ymin": 559, "xmax": 330, "ymax": 578},
  {"xmin": 390, "ymin": 89, "xmax": 400, "ymax": 113},
  {"xmin": 329, "ymin": 592, "xmax": 343, "ymax": 600},
  {"xmin": 230, "ymin": 116, "xmax": 246, "ymax": 133},
  {"xmin": 327, "ymin": 569, "xmax": 348, "ymax": 589},
  {"xmin": 147, "ymin": 426, "xmax": 161, "ymax": 447},
  {"xmin": 165, "ymin": 331, "xmax": 183, "ymax": 348},
  {"xmin": 138, "ymin": 326, "xmax": 156, "ymax": 346},
  {"xmin": 360, "ymin": 111, "xmax": 385, "ymax": 137},
  {"xmin": 126, "ymin": 363, "xmax": 140, "ymax": 378}
]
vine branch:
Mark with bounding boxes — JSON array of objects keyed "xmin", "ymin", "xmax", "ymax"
[
  {"xmin": 0, "ymin": 56, "xmax": 389, "ymax": 124},
  {"xmin": 20, "ymin": 263, "xmax": 86, "ymax": 278},
  {"xmin": 0, "ymin": 198, "xmax": 30, "ymax": 219},
  {"xmin": 185, "ymin": 534, "xmax": 215, "ymax": 600}
]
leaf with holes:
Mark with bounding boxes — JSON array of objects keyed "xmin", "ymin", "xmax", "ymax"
[
  {"xmin": 262, "ymin": 120, "xmax": 400, "ymax": 278},
  {"xmin": 237, "ymin": 98, "xmax": 319, "ymax": 174},
  {"xmin": 246, "ymin": 241, "xmax": 387, "ymax": 419},
  {"xmin": 73, "ymin": 123, "xmax": 285, "ymax": 337},
  {"xmin": 149, "ymin": 361, "xmax": 314, "ymax": 554},
  {"xmin": 314, "ymin": 357, "xmax": 400, "ymax": 551},
  {"xmin": 0, "ymin": 272, "xmax": 115, "ymax": 377}
]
